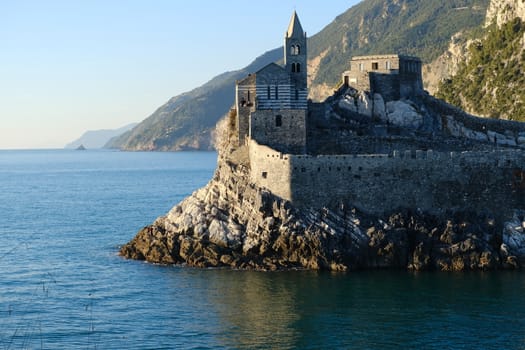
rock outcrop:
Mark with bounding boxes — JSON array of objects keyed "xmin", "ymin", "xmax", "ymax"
[
  {"xmin": 485, "ymin": 0, "xmax": 525, "ymax": 27},
  {"xmin": 120, "ymin": 145, "xmax": 525, "ymax": 271}
]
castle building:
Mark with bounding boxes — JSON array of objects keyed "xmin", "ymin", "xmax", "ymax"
[
  {"xmin": 235, "ymin": 11, "xmax": 308, "ymax": 154},
  {"xmin": 232, "ymin": 11, "xmax": 525, "ymax": 217},
  {"xmin": 341, "ymin": 54, "xmax": 423, "ymax": 101}
]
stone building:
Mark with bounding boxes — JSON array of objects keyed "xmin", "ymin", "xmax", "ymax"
[
  {"xmin": 233, "ymin": 12, "xmax": 525, "ymax": 218},
  {"xmin": 341, "ymin": 55, "xmax": 423, "ymax": 101},
  {"xmin": 235, "ymin": 11, "xmax": 308, "ymax": 154}
]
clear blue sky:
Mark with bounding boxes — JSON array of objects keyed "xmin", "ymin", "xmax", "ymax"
[{"xmin": 0, "ymin": 0, "xmax": 361, "ymax": 149}]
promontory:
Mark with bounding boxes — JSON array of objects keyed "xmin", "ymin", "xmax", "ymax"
[{"xmin": 120, "ymin": 11, "xmax": 525, "ymax": 271}]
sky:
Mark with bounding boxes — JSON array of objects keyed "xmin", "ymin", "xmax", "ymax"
[{"xmin": 0, "ymin": 0, "xmax": 361, "ymax": 149}]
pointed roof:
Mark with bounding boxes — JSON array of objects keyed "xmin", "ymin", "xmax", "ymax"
[{"xmin": 286, "ymin": 11, "xmax": 304, "ymax": 38}]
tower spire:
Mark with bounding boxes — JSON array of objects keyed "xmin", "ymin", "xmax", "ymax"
[{"xmin": 286, "ymin": 11, "xmax": 305, "ymax": 38}]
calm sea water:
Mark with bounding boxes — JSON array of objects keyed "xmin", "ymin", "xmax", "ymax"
[{"xmin": 1, "ymin": 149, "xmax": 525, "ymax": 350}]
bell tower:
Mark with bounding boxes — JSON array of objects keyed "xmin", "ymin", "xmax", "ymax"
[{"xmin": 284, "ymin": 11, "xmax": 307, "ymax": 91}]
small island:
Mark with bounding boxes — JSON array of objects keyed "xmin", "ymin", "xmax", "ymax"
[{"xmin": 121, "ymin": 12, "xmax": 525, "ymax": 271}]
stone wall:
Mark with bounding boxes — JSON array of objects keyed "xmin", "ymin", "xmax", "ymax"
[
  {"xmin": 423, "ymin": 95, "xmax": 525, "ymax": 146},
  {"xmin": 248, "ymin": 140, "xmax": 292, "ymax": 201},
  {"xmin": 249, "ymin": 140, "xmax": 525, "ymax": 219},
  {"xmin": 250, "ymin": 109, "xmax": 307, "ymax": 153}
]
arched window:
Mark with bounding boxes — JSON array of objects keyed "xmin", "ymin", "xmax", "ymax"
[
  {"xmin": 295, "ymin": 45, "xmax": 300, "ymax": 55},
  {"xmin": 290, "ymin": 45, "xmax": 295, "ymax": 55},
  {"xmin": 291, "ymin": 63, "xmax": 296, "ymax": 73},
  {"xmin": 296, "ymin": 63, "xmax": 301, "ymax": 73},
  {"xmin": 275, "ymin": 115, "xmax": 282, "ymax": 127}
]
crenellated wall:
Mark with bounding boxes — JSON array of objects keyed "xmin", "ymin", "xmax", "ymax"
[{"xmin": 249, "ymin": 140, "xmax": 525, "ymax": 219}]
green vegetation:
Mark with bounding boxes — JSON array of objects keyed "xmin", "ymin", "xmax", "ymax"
[{"xmin": 437, "ymin": 18, "xmax": 525, "ymax": 121}]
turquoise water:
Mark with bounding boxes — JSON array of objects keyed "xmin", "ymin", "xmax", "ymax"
[{"xmin": 1, "ymin": 149, "xmax": 525, "ymax": 349}]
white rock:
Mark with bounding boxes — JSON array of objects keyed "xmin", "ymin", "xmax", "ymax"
[
  {"xmin": 461, "ymin": 126, "xmax": 488, "ymax": 142},
  {"xmin": 372, "ymin": 93, "xmax": 387, "ymax": 122},
  {"xmin": 356, "ymin": 91, "xmax": 373, "ymax": 118},
  {"xmin": 338, "ymin": 96, "xmax": 357, "ymax": 113},
  {"xmin": 208, "ymin": 219, "xmax": 229, "ymax": 247},
  {"xmin": 444, "ymin": 115, "xmax": 462, "ymax": 137},
  {"xmin": 502, "ymin": 211, "xmax": 525, "ymax": 257},
  {"xmin": 385, "ymin": 100, "xmax": 423, "ymax": 129}
]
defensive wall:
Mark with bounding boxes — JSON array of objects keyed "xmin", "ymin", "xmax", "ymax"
[
  {"xmin": 423, "ymin": 94, "xmax": 525, "ymax": 136},
  {"xmin": 249, "ymin": 140, "xmax": 525, "ymax": 219}
]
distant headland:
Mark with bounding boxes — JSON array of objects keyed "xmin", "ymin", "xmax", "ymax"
[{"xmin": 120, "ymin": 12, "xmax": 525, "ymax": 271}]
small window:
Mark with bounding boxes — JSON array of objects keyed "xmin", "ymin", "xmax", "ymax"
[
  {"xmin": 359, "ymin": 63, "xmax": 364, "ymax": 72},
  {"xmin": 290, "ymin": 45, "xmax": 300, "ymax": 55},
  {"xmin": 296, "ymin": 63, "xmax": 301, "ymax": 73},
  {"xmin": 267, "ymin": 86, "xmax": 271, "ymax": 100},
  {"xmin": 386, "ymin": 61, "xmax": 391, "ymax": 70},
  {"xmin": 275, "ymin": 86, "xmax": 278, "ymax": 100},
  {"xmin": 372, "ymin": 62, "xmax": 379, "ymax": 70},
  {"xmin": 262, "ymin": 171, "xmax": 268, "ymax": 179},
  {"xmin": 275, "ymin": 114, "xmax": 282, "ymax": 127},
  {"xmin": 291, "ymin": 63, "xmax": 296, "ymax": 73},
  {"xmin": 247, "ymin": 90, "xmax": 250, "ymax": 102}
]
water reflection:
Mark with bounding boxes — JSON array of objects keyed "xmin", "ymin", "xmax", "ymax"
[{"xmin": 166, "ymin": 269, "xmax": 525, "ymax": 350}]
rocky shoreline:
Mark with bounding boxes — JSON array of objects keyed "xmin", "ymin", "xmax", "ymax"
[{"xmin": 120, "ymin": 154, "xmax": 525, "ymax": 271}]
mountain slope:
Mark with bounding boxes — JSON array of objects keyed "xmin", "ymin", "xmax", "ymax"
[
  {"xmin": 307, "ymin": 0, "xmax": 489, "ymax": 95},
  {"xmin": 111, "ymin": 0, "xmax": 490, "ymax": 151},
  {"xmin": 106, "ymin": 49, "xmax": 280, "ymax": 151},
  {"xmin": 436, "ymin": 1, "xmax": 525, "ymax": 121},
  {"xmin": 65, "ymin": 123, "xmax": 137, "ymax": 149}
]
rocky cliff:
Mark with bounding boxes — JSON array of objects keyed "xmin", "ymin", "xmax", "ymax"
[
  {"xmin": 485, "ymin": 0, "xmax": 525, "ymax": 27},
  {"xmin": 435, "ymin": 0, "xmax": 525, "ymax": 120},
  {"xmin": 120, "ymin": 94, "xmax": 525, "ymax": 271}
]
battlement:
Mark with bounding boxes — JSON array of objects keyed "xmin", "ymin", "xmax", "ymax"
[
  {"xmin": 236, "ymin": 13, "xmax": 525, "ymax": 220},
  {"xmin": 249, "ymin": 139, "xmax": 525, "ymax": 219}
]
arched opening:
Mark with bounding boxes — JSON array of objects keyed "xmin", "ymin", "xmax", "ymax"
[
  {"xmin": 275, "ymin": 114, "xmax": 282, "ymax": 127},
  {"xmin": 291, "ymin": 63, "xmax": 296, "ymax": 73},
  {"xmin": 296, "ymin": 45, "xmax": 300, "ymax": 55},
  {"xmin": 296, "ymin": 63, "xmax": 301, "ymax": 73}
]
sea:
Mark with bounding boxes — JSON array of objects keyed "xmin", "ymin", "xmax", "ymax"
[{"xmin": 1, "ymin": 149, "xmax": 525, "ymax": 350}]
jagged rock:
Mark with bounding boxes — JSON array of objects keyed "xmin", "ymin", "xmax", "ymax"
[
  {"xmin": 373, "ymin": 93, "xmax": 387, "ymax": 122},
  {"xmin": 386, "ymin": 100, "xmax": 423, "ymax": 129},
  {"xmin": 338, "ymin": 95, "xmax": 357, "ymax": 113},
  {"xmin": 356, "ymin": 91, "xmax": 373, "ymax": 118},
  {"xmin": 485, "ymin": 0, "xmax": 525, "ymax": 27},
  {"xmin": 119, "ymin": 156, "xmax": 525, "ymax": 271},
  {"xmin": 502, "ymin": 210, "xmax": 525, "ymax": 257}
]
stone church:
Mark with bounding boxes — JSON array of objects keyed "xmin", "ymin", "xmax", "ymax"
[{"xmin": 235, "ymin": 11, "xmax": 308, "ymax": 154}]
